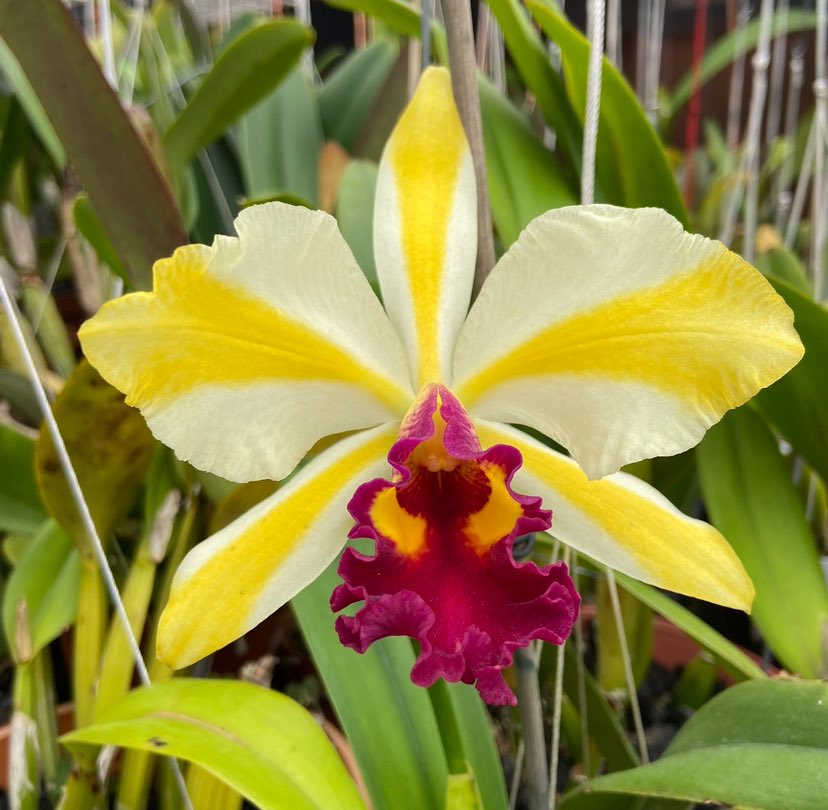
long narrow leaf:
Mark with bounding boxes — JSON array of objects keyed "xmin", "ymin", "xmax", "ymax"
[{"xmin": 0, "ymin": 0, "xmax": 186, "ymax": 289}]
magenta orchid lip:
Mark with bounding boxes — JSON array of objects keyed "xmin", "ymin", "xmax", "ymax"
[{"xmin": 332, "ymin": 384, "xmax": 580, "ymax": 705}]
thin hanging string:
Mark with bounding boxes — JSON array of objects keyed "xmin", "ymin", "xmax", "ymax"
[
  {"xmin": 581, "ymin": 0, "xmax": 605, "ymax": 206},
  {"xmin": 0, "ymin": 276, "xmax": 194, "ymax": 810},
  {"xmin": 765, "ymin": 0, "xmax": 791, "ymax": 147}
]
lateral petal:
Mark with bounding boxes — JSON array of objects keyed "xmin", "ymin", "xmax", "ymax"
[
  {"xmin": 454, "ymin": 206, "xmax": 803, "ymax": 479},
  {"xmin": 157, "ymin": 423, "xmax": 398, "ymax": 669},
  {"xmin": 374, "ymin": 66, "xmax": 477, "ymax": 388},
  {"xmin": 80, "ymin": 203, "xmax": 412, "ymax": 482},
  {"xmin": 475, "ymin": 421, "xmax": 754, "ymax": 612}
]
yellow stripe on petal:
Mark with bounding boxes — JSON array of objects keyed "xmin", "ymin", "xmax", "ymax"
[
  {"xmin": 476, "ymin": 421, "xmax": 754, "ymax": 611},
  {"xmin": 374, "ymin": 67, "xmax": 477, "ymax": 388},
  {"xmin": 455, "ymin": 206, "xmax": 803, "ymax": 478},
  {"xmin": 80, "ymin": 203, "xmax": 412, "ymax": 483},
  {"xmin": 157, "ymin": 424, "xmax": 397, "ymax": 669}
]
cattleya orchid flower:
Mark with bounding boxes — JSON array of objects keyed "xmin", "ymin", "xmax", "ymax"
[{"xmin": 79, "ymin": 68, "xmax": 802, "ymax": 705}]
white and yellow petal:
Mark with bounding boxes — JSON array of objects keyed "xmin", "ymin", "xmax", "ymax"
[
  {"xmin": 157, "ymin": 423, "xmax": 398, "ymax": 668},
  {"xmin": 374, "ymin": 66, "xmax": 477, "ymax": 389},
  {"xmin": 453, "ymin": 205, "xmax": 803, "ymax": 479},
  {"xmin": 476, "ymin": 421, "xmax": 753, "ymax": 610},
  {"xmin": 79, "ymin": 203, "xmax": 413, "ymax": 483}
]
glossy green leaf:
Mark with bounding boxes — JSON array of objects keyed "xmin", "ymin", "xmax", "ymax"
[
  {"xmin": 36, "ymin": 360, "xmax": 156, "ymax": 553},
  {"xmin": 61, "ymin": 679, "xmax": 366, "ymax": 810},
  {"xmin": 0, "ymin": 423, "xmax": 46, "ymax": 534},
  {"xmin": 479, "ymin": 76, "xmax": 577, "ymax": 249},
  {"xmin": 0, "ymin": 97, "xmax": 32, "ymax": 195},
  {"xmin": 754, "ymin": 278, "xmax": 828, "ymax": 485},
  {"xmin": 336, "ymin": 159, "xmax": 379, "ymax": 285},
  {"xmin": 324, "ymin": 0, "xmax": 420, "ymax": 38},
  {"xmin": 669, "ymin": 9, "xmax": 818, "ymax": 117},
  {"xmin": 486, "ymin": 0, "xmax": 582, "ymax": 172},
  {"xmin": 561, "ymin": 680, "xmax": 828, "ymax": 810},
  {"xmin": 615, "ymin": 572, "xmax": 766, "ymax": 682},
  {"xmin": 528, "ymin": 0, "xmax": 688, "ymax": 224},
  {"xmin": 292, "ymin": 557, "xmax": 448, "ymax": 810},
  {"xmin": 0, "ymin": 0, "xmax": 186, "ymax": 289},
  {"xmin": 320, "ymin": 41, "xmax": 399, "ymax": 151},
  {"xmin": 163, "ymin": 20, "xmax": 313, "ymax": 165},
  {"xmin": 698, "ymin": 406, "xmax": 828, "ymax": 677},
  {"xmin": 236, "ymin": 66, "xmax": 323, "ymax": 205},
  {"xmin": 2, "ymin": 520, "xmax": 80, "ymax": 663}
]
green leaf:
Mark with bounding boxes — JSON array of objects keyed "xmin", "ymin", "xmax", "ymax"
[
  {"xmin": 319, "ymin": 41, "xmax": 400, "ymax": 152},
  {"xmin": 0, "ymin": 0, "xmax": 186, "ymax": 289},
  {"xmin": 561, "ymin": 680, "xmax": 828, "ymax": 810},
  {"xmin": 61, "ymin": 679, "xmax": 366, "ymax": 810},
  {"xmin": 0, "ymin": 97, "xmax": 33, "ymax": 195},
  {"xmin": 479, "ymin": 76, "xmax": 577, "ymax": 249},
  {"xmin": 2, "ymin": 520, "xmax": 80, "ymax": 662},
  {"xmin": 0, "ymin": 423, "xmax": 46, "ymax": 534},
  {"xmin": 442, "ymin": 684, "xmax": 509, "ymax": 810},
  {"xmin": 668, "ymin": 10, "xmax": 819, "ymax": 118},
  {"xmin": 486, "ymin": 0, "xmax": 582, "ymax": 172},
  {"xmin": 163, "ymin": 20, "xmax": 313, "ymax": 165},
  {"xmin": 754, "ymin": 278, "xmax": 828, "ymax": 485},
  {"xmin": 73, "ymin": 195, "xmax": 129, "ymax": 284},
  {"xmin": 336, "ymin": 159, "xmax": 379, "ymax": 285},
  {"xmin": 0, "ymin": 39, "xmax": 65, "ymax": 167},
  {"xmin": 36, "ymin": 360, "xmax": 156, "ymax": 553},
  {"xmin": 527, "ymin": 0, "xmax": 689, "ymax": 224},
  {"xmin": 236, "ymin": 65, "xmax": 323, "ymax": 205},
  {"xmin": 615, "ymin": 573, "xmax": 766, "ymax": 682},
  {"xmin": 755, "ymin": 247, "xmax": 811, "ymax": 294},
  {"xmin": 292, "ymin": 557, "xmax": 448, "ymax": 810},
  {"xmin": 698, "ymin": 406, "xmax": 828, "ymax": 677}
]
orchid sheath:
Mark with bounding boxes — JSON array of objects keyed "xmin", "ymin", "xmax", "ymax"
[{"xmin": 79, "ymin": 68, "xmax": 803, "ymax": 704}]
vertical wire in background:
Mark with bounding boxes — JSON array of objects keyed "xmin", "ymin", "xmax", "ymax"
[
  {"xmin": 0, "ymin": 277, "xmax": 194, "ymax": 810},
  {"xmin": 775, "ymin": 45, "xmax": 805, "ymax": 232},
  {"xmin": 812, "ymin": 0, "xmax": 827, "ymax": 300},
  {"xmin": 743, "ymin": 0, "xmax": 776, "ymax": 264},
  {"xmin": 726, "ymin": 0, "xmax": 751, "ymax": 151},
  {"xmin": 605, "ymin": 0, "xmax": 620, "ymax": 68},
  {"xmin": 683, "ymin": 0, "xmax": 709, "ymax": 208},
  {"xmin": 581, "ymin": 0, "xmax": 605, "ymax": 206},
  {"xmin": 96, "ymin": 0, "xmax": 117, "ymax": 87},
  {"xmin": 635, "ymin": 0, "xmax": 650, "ymax": 103},
  {"xmin": 645, "ymin": 0, "xmax": 666, "ymax": 124},
  {"xmin": 719, "ymin": 0, "xmax": 775, "ymax": 251},
  {"xmin": 421, "ymin": 0, "xmax": 433, "ymax": 73},
  {"xmin": 765, "ymin": 0, "xmax": 790, "ymax": 147}
]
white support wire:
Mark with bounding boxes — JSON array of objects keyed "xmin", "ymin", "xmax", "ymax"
[
  {"xmin": 812, "ymin": 0, "xmax": 828, "ymax": 300},
  {"xmin": 548, "ymin": 547, "xmax": 571, "ymax": 810},
  {"xmin": 765, "ymin": 0, "xmax": 790, "ymax": 146},
  {"xmin": 581, "ymin": 0, "xmax": 605, "ymax": 206},
  {"xmin": 0, "ymin": 276, "xmax": 194, "ymax": 810},
  {"xmin": 774, "ymin": 45, "xmax": 805, "ymax": 232},
  {"xmin": 96, "ymin": 0, "xmax": 117, "ymax": 89},
  {"xmin": 644, "ymin": 0, "xmax": 665, "ymax": 124},
  {"xmin": 719, "ymin": 0, "xmax": 776, "ymax": 253},
  {"xmin": 605, "ymin": 569, "xmax": 649, "ymax": 764},
  {"xmin": 605, "ymin": 0, "xmax": 621, "ymax": 68},
  {"xmin": 784, "ymin": 117, "xmax": 816, "ymax": 248},
  {"xmin": 635, "ymin": 0, "xmax": 650, "ymax": 103},
  {"xmin": 743, "ymin": 0, "xmax": 776, "ymax": 264},
  {"xmin": 726, "ymin": 0, "xmax": 751, "ymax": 151}
]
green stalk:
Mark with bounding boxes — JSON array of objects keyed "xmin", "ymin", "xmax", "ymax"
[
  {"xmin": 32, "ymin": 649, "xmax": 60, "ymax": 799},
  {"xmin": 73, "ymin": 561, "xmax": 106, "ymax": 728},
  {"xmin": 116, "ymin": 494, "xmax": 200, "ymax": 810},
  {"xmin": 57, "ymin": 765, "xmax": 103, "ymax": 810},
  {"xmin": 10, "ymin": 659, "xmax": 39, "ymax": 810},
  {"xmin": 19, "ymin": 283, "xmax": 75, "ymax": 378}
]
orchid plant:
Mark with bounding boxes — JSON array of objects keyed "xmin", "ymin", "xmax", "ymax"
[{"xmin": 79, "ymin": 67, "xmax": 802, "ymax": 705}]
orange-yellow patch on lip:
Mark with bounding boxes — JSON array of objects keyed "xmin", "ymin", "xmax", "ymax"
[
  {"xmin": 369, "ymin": 486, "xmax": 428, "ymax": 558},
  {"xmin": 464, "ymin": 463, "xmax": 524, "ymax": 555}
]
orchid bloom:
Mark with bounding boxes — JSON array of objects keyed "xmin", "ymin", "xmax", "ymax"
[{"xmin": 79, "ymin": 68, "xmax": 802, "ymax": 705}]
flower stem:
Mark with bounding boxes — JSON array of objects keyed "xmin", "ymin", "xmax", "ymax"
[
  {"xmin": 441, "ymin": 0, "xmax": 496, "ymax": 292},
  {"xmin": 428, "ymin": 678, "xmax": 467, "ymax": 775}
]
